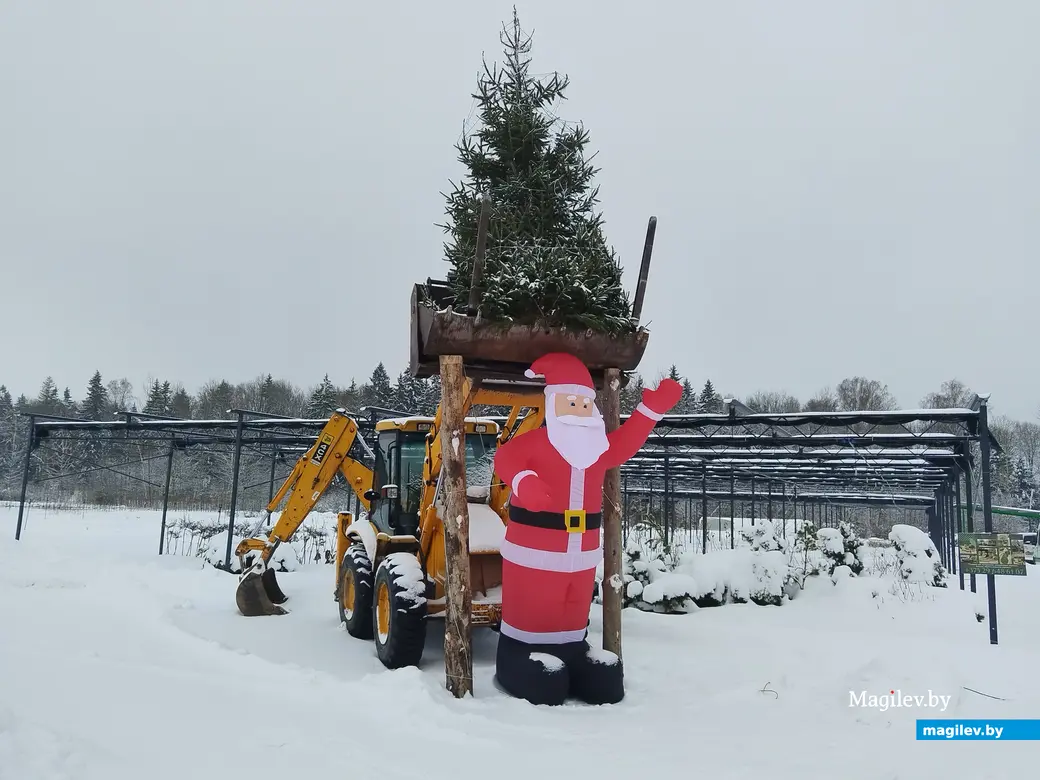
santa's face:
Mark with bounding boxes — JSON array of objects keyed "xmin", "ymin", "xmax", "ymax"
[
  {"xmin": 545, "ymin": 392, "xmax": 609, "ymax": 470},
  {"xmin": 553, "ymin": 393, "xmax": 595, "ymax": 419}
]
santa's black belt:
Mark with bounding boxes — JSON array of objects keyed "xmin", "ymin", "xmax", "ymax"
[{"xmin": 508, "ymin": 505, "xmax": 602, "ymax": 532}]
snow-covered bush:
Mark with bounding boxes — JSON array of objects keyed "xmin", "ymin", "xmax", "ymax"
[
  {"xmin": 831, "ymin": 564, "xmax": 853, "ymax": 584},
  {"xmin": 675, "ymin": 549, "xmax": 729, "ymax": 606},
  {"xmin": 166, "ymin": 515, "xmax": 252, "ymax": 558},
  {"xmin": 621, "ymin": 536, "xmax": 697, "ymax": 613},
  {"xmin": 740, "ymin": 519, "xmax": 788, "ymax": 553},
  {"xmin": 639, "ymin": 572, "xmax": 700, "ymax": 614},
  {"xmin": 748, "ymin": 550, "xmax": 788, "ymax": 606},
  {"xmin": 888, "ymin": 524, "xmax": 947, "ymax": 588},
  {"xmin": 817, "ymin": 522, "xmax": 866, "ymax": 576},
  {"xmin": 675, "ymin": 548, "xmax": 788, "ymax": 607},
  {"xmin": 621, "ymin": 536, "xmax": 666, "ymax": 607}
]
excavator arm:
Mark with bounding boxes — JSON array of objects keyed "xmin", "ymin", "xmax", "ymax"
[{"xmin": 235, "ymin": 411, "xmax": 375, "ymax": 616}]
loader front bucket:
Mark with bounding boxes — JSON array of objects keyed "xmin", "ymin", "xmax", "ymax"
[
  {"xmin": 236, "ymin": 566, "xmax": 289, "ymax": 617},
  {"xmin": 409, "ymin": 283, "xmax": 649, "ymax": 381}
]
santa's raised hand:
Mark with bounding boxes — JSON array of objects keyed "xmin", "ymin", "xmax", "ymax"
[{"xmin": 640, "ymin": 377, "xmax": 683, "ymax": 418}]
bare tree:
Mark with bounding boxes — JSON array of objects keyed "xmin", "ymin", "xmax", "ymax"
[
  {"xmin": 920, "ymin": 379, "xmax": 974, "ymax": 409},
  {"xmin": 803, "ymin": 387, "xmax": 839, "ymax": 412},
  {"xmin": 989, "ymin": 415, "xmax": 1016, "ymax": 453},
  {"xmin": 1013, "ymin": 420, "xmax": 1040, "ymax": 475},
  {"xmin": 106, "ymin": 378, "xmax": 137, "ymax": 412},
  {"xmin": 835, "ymin": 376, "xmax": 898, "ymax": 411},
  {"xmin": 744, "ymin": 390, "xmax": 802, "ymax": 413}
]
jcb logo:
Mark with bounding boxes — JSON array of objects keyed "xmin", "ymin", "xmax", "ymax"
[{"xmin": 311, "ymin": 435, "xmax": 334, "ymax": 466}]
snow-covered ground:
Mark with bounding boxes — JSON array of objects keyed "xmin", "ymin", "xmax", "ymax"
[{"xmin": 2, "ymin": 504, "xmax": 1038, "ymax": 780}]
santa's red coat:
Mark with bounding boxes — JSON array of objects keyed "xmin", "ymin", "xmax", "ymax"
[{"xmin": 493, "ymin": 402, "xmax": 666, "ymax": 645}]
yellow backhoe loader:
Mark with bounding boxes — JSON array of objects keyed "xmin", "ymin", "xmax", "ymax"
[{"xmin": 234, "ymin": 383, "xmax": 546, "ymax": 669}]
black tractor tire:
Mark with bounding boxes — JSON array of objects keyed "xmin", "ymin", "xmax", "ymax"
[
  {"xmin": 372, "ymin": 553, "xmax": 428, "ymax": 669},
  {"xmin": 337, "ymin": 543, "xmax": 374, "ymax": 640}
]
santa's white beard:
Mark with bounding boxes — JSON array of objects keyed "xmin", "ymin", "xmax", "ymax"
[{"xmin": 545, "ymin": 411, "xmax": 610, "ymax": 470}]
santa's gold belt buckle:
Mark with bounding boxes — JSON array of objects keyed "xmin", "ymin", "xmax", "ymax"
[{"xmin": 564, "ymin": 509, "xmax": 586, "ymax": 533}]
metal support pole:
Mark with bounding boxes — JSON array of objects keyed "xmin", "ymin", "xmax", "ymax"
[
  {"xmin": 663, "ymin": 450, "xmax": 672, "ymax": 546},
  {"xmin": 648, "ymin": 478, "xmax": 654, "ymax": 531},
  {"xmin": 158, "ymin": 440, "xmax": 176, "ymax": 555},
  {"xmin": 750, "ymin": 476, "xmax": 756, "ymax": 526},
  {"xmin": 267, "ymin": 450, "xmax": 278, "ymax": 506},
  {"xmin": 781, "ymin": 483, "xmax": 787, "ymax": 537},
  {"xmin": 767, "ymin": 480, "xmax": 773, "ymax": 524},
  {"xmin": 940, "ymin": 488, "xmax": 948, "ymax": 569},
  {"xmin": 955, "ymin": 472, "xmax": 964, "ymax": 590},
  {"xmin": 701, "ymin": 467, "xmax": 708, "ymax": 554},
  {"xmin": 792, "ymin": 486, "xmax": 798, "ymax": 533},
  {"xmin": 938, "ymin": 487, "xmax": 947, "ymax": 570},
  {"xmin": 978, "ymin": 399, "xmax": 998, "ymax": 644},
  {"xmin": 948, "ymin": 481, "xmax": 957, "ymax": 577},
  {"xmin": 935, "ymin": 489, "xmax": 946, "ymax": 570},
  {"xmin": 14, "ymin": 415, "xmax": 35, "ymax": 540},
  {"xmin": 944, "ymin": 485, "xmax": 952, "ymax": 570},
  {"xmin": 964, "ymin": 460, "xmax": 976, "ymax": 593},
  {"xmin": 729, "ymin": 472, "xmax": 735, "ymax": 550},
  {"xmin": 224, "ymin": 412, "xmax": 247, "ymax": 570}
]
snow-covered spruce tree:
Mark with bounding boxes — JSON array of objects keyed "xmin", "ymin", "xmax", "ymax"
[
  {"xmin": 699, "ymin": 379, "xmax": 723, "ymax": 414},
  {"xmin": 439, "ymin": 10, "xmax": 632, "ymax": 333},
  {"xmin": 817, "ymin": 521, "xmax": 866, "ymax": 576},
  {"xmin": 82, "ymin": 371, "xmax": 109, "ymax": 421},
  {"xmin": 888, "ymin": 524, "xmax": 947, "ymax": 587},
  {"xmin": 0, "ymin": 387, "xmax": 15, "ymax": 474},
  {"xmin": 363, "ymin": 363, "xmax": 394, "ymax": 409},
  {"xmin": 737, "ymin": 521, "xmax": 794, "ymax": 605},
  {"xmin": 788, "ymin": 519, "xmax": 820, "ymax": 589},
  {"xmin": 306, "ymin": 374, "xmax": 338, "ymax": 418}
]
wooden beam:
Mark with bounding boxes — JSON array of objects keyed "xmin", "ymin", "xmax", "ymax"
[
  {"xmin": 601, "ymin": 367, "xmax": 623, "ymax": 659},
  {"xmin": 439, "ymin": 354, "xmax": 473, "ymax": 697}
]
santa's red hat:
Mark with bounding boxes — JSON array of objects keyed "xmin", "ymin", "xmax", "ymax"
[{"xmin": 524, "ymin": 352, "xmax": 596, "ymax": 398}]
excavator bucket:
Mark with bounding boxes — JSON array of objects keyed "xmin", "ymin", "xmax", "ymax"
[{"xmin": 236, "ymin": 565, "xmax": 289, "ymax": 617}]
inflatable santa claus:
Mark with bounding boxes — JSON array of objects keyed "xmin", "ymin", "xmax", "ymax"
[{"xmin": 493, "ymin": 351, "xmax": 682, "ymax": 705}]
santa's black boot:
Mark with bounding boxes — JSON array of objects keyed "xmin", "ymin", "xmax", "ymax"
[
  {"xmin": 495, "ymin": 633, "xmax": 570, "ymax": 706},
  {"xmin": 566, "ymin": 641, "xmax": 625, "ymax": 705}
]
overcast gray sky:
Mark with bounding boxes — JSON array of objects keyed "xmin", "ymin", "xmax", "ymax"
[{"xmin": 1, "ymin": 1, "xmax": 1035, "ymax": 417}]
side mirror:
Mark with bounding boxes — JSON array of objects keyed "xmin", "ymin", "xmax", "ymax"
[
  {"xmin": 363, "ymin": 489, "xmax": 379, "ymax": 502},
  {"xmin": 381, "ymin": 484, "xmax": 400, "ymax": 500}
]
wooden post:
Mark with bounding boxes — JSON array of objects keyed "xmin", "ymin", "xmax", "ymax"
[
  {"xmin": 601, "ymin": 368, "xmax": 623, "ymax": 658},
  {"xmin": 439, "ymin": 354, "xmax": 473, "ymax": 697}
]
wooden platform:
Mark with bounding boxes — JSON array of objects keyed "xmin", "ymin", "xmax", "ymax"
[{"xmin": 408, "ymin": 281, "xmax": 649, "ymax": 384}]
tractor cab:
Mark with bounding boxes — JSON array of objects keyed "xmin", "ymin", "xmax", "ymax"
[{"xmin": 367, "ymin": 417, "xmax": 500, "ymax": 537}]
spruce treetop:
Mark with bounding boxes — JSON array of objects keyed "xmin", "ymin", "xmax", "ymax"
[{"xmin": 439, "ymin": 9, "xmax": 632, "ymax": 333}]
